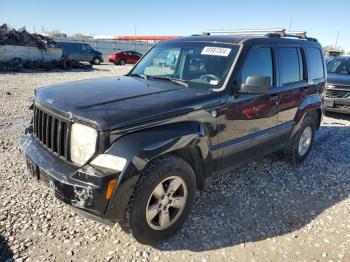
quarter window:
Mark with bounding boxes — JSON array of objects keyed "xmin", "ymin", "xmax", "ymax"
[
  {"xmin": 279, "ymin": 47, "xmax": 304, "ymax": 84},
  {"xmin": 306, "ymin": 48, "xmax": 324, "ymax": 80},
  {"xmin": 241, "ymin": 47, "xmax": 273, "ymax": 85}
]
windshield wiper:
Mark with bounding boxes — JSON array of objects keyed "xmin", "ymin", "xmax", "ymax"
[
  {"xmin": 129, "ymin": 73, "xmax": 149, "ymax": 80},
  {"xmin": 152, "ymin": 76, "xmax": 189, "ymax": 87}
]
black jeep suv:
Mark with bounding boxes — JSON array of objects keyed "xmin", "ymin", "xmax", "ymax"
[{"xmin": 21, "ymin": 29, "xmax": 325, "ymax": 244}]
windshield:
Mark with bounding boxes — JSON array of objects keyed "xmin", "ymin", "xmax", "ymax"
[
  {"xmin": 327, "ymin": 58, "xmax": 350, "ymax": 75},
  {"xmin": 130, "ymin": 41, "xmax": 239, "ymax": 89}
]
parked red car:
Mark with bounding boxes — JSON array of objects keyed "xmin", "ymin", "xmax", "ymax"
[{"xmin": 108, "ymin": 51, "xmax": 142, "ymax": 65}]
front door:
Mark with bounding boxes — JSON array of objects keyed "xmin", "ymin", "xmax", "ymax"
[{"xmin": 218, "ymin": 45, "xmax": 279, "ymax": 168}]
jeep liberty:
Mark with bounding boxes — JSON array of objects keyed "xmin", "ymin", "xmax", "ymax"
[{"xmin": 20, "ymin": 29, "xmax": 326, "ymax": 244}]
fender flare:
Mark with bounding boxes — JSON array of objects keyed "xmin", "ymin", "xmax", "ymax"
[
  {"xmin": 102, "ymin": 121, "xmax": 212, "ymax": 222},
  {"xmin": 290, "ymin": 94, "xmax": 322, "ymax": 139}
]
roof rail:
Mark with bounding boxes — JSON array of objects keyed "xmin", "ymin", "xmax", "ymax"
[
  {"xmin": 287, "ymin": 31, "xmax": 307, "ymax": 39},
  {"xmin": 202, "ymin": 28, "xmax": 317, "ymax": 42},
  {"xmin": 202, "ymin": 28, "xmax": 286, "ymax": 36},
  {"xmin": 285, "ymin": 31, "xmax": 318, "ymax": 42}
]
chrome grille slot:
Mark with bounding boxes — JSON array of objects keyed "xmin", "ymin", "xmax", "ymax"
[{"xmin": 33, "ymin": 105, "xmax": 70, "ymax": 160}]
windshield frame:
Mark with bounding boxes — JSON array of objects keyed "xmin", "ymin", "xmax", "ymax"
[{"xmin": 128, "ymin": 40, "xmax": 243, "ymax": 92}]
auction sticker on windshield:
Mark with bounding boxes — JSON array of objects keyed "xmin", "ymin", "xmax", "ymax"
[{"xmin": 201, "ymin": 47, "xmax": 231, "ymax": 57}]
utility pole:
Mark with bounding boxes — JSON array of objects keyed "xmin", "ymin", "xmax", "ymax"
[{"xmin": 134, "ymin": 24, "xmax": 137, "ymax": 51}]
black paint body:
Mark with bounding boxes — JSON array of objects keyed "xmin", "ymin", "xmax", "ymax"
[{"xmin": 20, "ymin": 35, "xmax": 325, "ymax": 224}]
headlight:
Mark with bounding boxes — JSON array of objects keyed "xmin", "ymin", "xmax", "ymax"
[
  {"xmin": 70, "ymin": 123, "xmax": 97, "ymax": 165},
  {"xmin": 326, "ymin": 84, "xmax": 335, "ymax": 88}
]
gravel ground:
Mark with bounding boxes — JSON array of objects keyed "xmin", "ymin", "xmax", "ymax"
[{"xmin": 0, "ymin": 64, "xmax": 349, "ymax": 261}]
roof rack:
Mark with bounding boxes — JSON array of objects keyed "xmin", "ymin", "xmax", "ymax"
[
  {"xmin": 287, "ymin": 31, "xmax": 307, "ymax": 39},
  {"xmin": 201, "ymin": 28, "xmax": 317, "ymax": 42},
  {"xmin": 202, "ymin": 28, "xmax": 286, "ymax": 36}
]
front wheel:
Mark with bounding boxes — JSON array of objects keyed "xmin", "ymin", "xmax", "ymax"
[{"xmin": 125, "ymin": 155, "xmax": 196, "ymax": 245}]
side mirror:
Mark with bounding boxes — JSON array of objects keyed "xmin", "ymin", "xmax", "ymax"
[{"xmin": 240, "ymin": 76, "xmax": 271, "ymax": 95}]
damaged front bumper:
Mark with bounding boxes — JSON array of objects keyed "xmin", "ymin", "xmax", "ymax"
[{"xmin": 20, "ymin": 134, "xmax": 118, "ymax": 222}]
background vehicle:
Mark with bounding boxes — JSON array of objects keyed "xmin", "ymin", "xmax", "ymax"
[
  {"xmin": 21, "ymin": 29, "xmax": 325, "ymax": 245},
  {"xmin": 324, "ymin": 56, "xmax": 350, "ymax": 114},
  {"xmin": 108, "ymin": 50, "xmax": 142, "ymax": 65},
  {"xmin": 56, "ymin": 42, "xmax": 103, "ymax": 65}
]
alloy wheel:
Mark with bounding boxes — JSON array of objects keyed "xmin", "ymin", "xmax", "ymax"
[
  {"xmin": 298, "ymin": 126, "xmax": 312, "ymax": 156},
  {"xmin": 145, "ymin": 176, "xmax": 188, "ymax": 230}
]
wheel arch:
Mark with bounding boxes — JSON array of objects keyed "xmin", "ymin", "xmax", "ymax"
[
  {"xmin": 290, "ymin": 94, "xmax": 322, "ymax": 138},
  {"xmin": 102, "ymin": 121, "xmax": 213, "ymax": 222}
]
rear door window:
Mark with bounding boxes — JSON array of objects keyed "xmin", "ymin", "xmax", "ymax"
[
  {"xmin": 279, "ymin": 47, "xmax": 304, "ymax": 84},
  {"xmin": 306, "ymin": 48, "xmax": 324, "ymax": 80}
]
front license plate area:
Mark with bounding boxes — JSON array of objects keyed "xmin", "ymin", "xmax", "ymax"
[
  {"xmin": 26, "ymin": 157, "xmax": 40, "ymax": 180},
  {"xmin": 324, "ymin": 99, "xmax": 334, "ymax": 107}
]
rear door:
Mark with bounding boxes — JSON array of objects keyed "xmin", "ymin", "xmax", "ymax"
[
  {"xmin": 127, "ymin": 51, "xmax": 135, "ymax": 64},
  {"xmin": 276, "ymin": 45, "xmax": 309, "ymax": 137}
]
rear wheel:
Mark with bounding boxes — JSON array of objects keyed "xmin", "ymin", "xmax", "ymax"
[
  {"xmin": 91, "ymin": 57, "xmax": 101, "ymax": 65},
  {"xmin": 125, "ymin": 155, "xmax": 196, "ymax": 245},
  {"xmin": 286, "ymin": 116, "xmax": 315, "ymax": 163},
  {"xmin": 119, "ymin": 59, "xmax": 126, "ymax": 66}
]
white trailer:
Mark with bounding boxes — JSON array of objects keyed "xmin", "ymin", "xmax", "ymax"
[{"xmin": 0, "ymin": 45, "xmax": 63, "ymax": 63}]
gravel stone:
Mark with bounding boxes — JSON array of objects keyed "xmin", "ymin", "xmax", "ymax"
[{"xmin": 0, "ymin": 64, "xmax": 349, "ymax": 261}]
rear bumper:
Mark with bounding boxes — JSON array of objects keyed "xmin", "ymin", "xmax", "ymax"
[{"xmin": 20, "ymin": 134, "xmax": 117, "ymax": 221}]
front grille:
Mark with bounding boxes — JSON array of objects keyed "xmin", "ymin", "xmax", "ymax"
[
  {"xmin": 326, "ymin": 89, "xmax": 350, "ymax": 98},
  {"xmin": 33, "ymin": 105, "xmax": 70, "ymax": 160}
]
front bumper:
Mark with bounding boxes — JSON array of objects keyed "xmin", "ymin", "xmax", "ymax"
[
  {"xmin": 20, "ymin": 134, "xmax": 117, "ymax": 220},
  {"xmin": 324, "ymin": 96, "xmax": 350, "ymax": 114}
]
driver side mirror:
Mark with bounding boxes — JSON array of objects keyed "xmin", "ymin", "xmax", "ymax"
[{"xmin": 239, "ymin": 76, "xmax": 271, "ymax": 95}]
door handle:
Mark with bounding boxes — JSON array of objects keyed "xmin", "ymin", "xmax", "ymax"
[
  {"xmin": 269, "ymin": 94, "xmax": 280, "ymax": 105},
  {"xmin": 269, "ymin": 94, "xmax": 279, "ymax": 100}
]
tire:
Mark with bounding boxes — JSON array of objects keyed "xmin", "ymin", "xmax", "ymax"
[
  {"xmin": 91, "ymin": 57, "xmax": 101, "ymax": 65},
  {"xmin": 61, "ymin": 59, "xmax": 73, "ymax": 70},
  {"xmin": 125, "ymin": 155, "xmax": 196, "ymax": 245},
  {"xmin": 119, "ymin": 59, "xmax": 126, "ymax": 66},
  {"xmin": 285, "ymin": 116, "xmax": 315, "ymax": 163}
]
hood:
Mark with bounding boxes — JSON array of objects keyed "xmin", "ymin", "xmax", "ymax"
[
  {"xmin": 35, "ymin": 76, "xmax": 222, "ymax": 130},
  {"xmin": 327, "ymin": 73, "xmax": 350, "ymax": 87}
]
